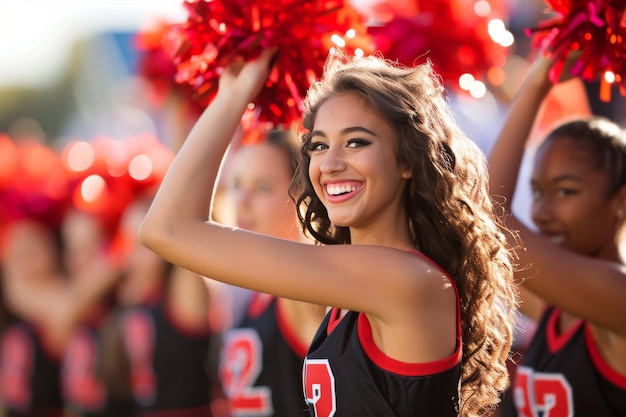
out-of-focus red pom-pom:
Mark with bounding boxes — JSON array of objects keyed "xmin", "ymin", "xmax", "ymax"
[
  {"xmin": 61, "ymin": 134, "xmax": 174, "ymax": 238},
  {"xmin": 528, "ymin": 0, "xmax": 626, "ymax": 101},
  {"xmin": 366, "ymin": 0, "xmax": 511, "ymax": 93},
  {"xmin": 135, "ymin": 19, "xmax": 205, "ymax": 118},
  {"xmin": 163, "ymin": 0, "xmax": 372, "ymax": 126},
  {"xmin": 0, "ymin": 137, "xmax": 73, "ymax": 243}
]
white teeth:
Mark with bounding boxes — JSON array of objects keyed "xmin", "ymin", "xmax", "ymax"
[
  {"xmin": 549, "ymin": 235, "xmax": 565, "ymax": 244},
  {"xmin": 327, "ymin": 184, "xmax": 358, "ymax": 196}
]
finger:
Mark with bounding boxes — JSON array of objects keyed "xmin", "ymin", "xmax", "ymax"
[{"xmin": 256, "ymin": 47, "xmax": 279, "ymax": 68}]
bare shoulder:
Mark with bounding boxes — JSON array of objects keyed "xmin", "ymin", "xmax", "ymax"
[
  {"xmin": 328, "ymin": 246, "xmax": 457, "ymax": 318},
  {"xmin": 358, "ymin": 249, "xmax": 459, "ymax": 363}
]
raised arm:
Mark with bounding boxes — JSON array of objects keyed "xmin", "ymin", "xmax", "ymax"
[
  {"xmin": 138, "ymin": 51, "xmax": 446, "ymax": 322},
  {"xmin": 139, "ymin": 50, "xmax": 277, "ymax": 238},
  {"xmin": 488, "ymin": 55, "xmax": 553, "ymax": 321},
  {"xmin": 488, "ymin": 55, "xmax": 553, "ymax": 211},
  {"xmin": 489, "ymin": 55, "xmax": 626, "ymax": 335}
]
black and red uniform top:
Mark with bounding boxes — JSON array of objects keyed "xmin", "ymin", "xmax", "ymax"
[
  {"xmin": 61, "ymin": 305, "xmax": 135, "ymax": 417},
  {"xmin": 120, "ymin": 295, "xmax": 213, "ymax": 417},
  {"xmin": 508, "ymin": 307, "xmax": 626, "ymax": 417},
  {"xmin": 0, "ymin": 319, "xmax": 64, "ymax": 417},
  {"xmin": 220, "ymin": 294, "xmax": 310, "ymax": 417},
  {"xmin": 302, "ymin": 254, "xmax": 462, "ymax": 417}
]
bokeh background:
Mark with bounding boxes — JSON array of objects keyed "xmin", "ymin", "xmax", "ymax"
[{"xmin": 1, "ymin": 0, "xmax": 625, "ymax": 223}]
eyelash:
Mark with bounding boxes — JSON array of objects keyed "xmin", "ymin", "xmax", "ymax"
[
  {"xmin": 347, "ymin": 138, "xmax": 370, "ymax": 147},
  {"xmin": 308, "ymin": 141, "xmax": 327, "ymax": 152},
  {"xmin": 307, "ymin": 138, "xmax": 371, "ymax": 152}
]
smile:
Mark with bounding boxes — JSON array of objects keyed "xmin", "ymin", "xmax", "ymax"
[
  {"xmin": 326, "ymin": 184, "xmax": 361, "ymax": 196},
  {"xmin": 324, "ymin": 182, "xmax": 364, "ymax": 202},
  {"xmin": 549, "ymin": 235, "xmax": 566, "ymax": 244}
]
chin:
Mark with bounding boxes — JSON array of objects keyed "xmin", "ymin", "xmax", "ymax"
[{"xmin": 329, "ymin": 218, "xmax": 351, "ymax": 228}]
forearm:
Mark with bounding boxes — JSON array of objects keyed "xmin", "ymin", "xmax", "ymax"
[
  {"xmin": 140, "ymin": 89, "xmax": 250, "ymax": 244},
  {"xmin": 139, "ymin": 48, "xmax": 277, "ymax": 260},
  {"xmin": 488, "ymin": 58, "xmax": 553, "ymax": 209}
]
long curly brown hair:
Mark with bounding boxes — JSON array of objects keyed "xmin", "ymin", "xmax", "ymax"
[{"xmin": 289, "ymin": 51, "xmax": 518, "ymax": 416}]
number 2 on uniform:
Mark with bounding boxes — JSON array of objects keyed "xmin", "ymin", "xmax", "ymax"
[
  {"xmin": 220, "ymin": 329, "xmax": 272, "ymax": 415},
  {"xmin": 303, "ymin": 359, "xmax": 337, "ymax": 417},
  {"xmin": 514, "ymin": 366, "xmax": 573, "ymax": 417}
]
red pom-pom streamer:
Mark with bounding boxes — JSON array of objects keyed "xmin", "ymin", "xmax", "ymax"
[
  {"xmin": 365, "ymin": 0, "xmax": 510, "ymax": 93},
  {"xmin": 0, "ymin": 138, "xmax": 72, "ymax": 240},
  {"xmin": 527, "ymin": 0, "xmax": 626, "ymax": 101},
  {"xmin": 163, "ymin": 0, "xmax": 371, "ymax": 126}
]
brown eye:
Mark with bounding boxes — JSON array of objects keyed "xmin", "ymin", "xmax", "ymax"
[
  {"xmin": 308, "ymin": 142, "xmax": 328, "ymax": 152},
  {"xmin": 346, "ymin": 139, "xmax": 370, "ymax": 148}
]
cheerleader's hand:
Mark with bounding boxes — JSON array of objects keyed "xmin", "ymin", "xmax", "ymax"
[
  {"xmin": 218, "ymin": 48, "xmax": 279, "ymax": 104},
  {"xmin": 526, "ymin": 49, "xmax": 582, "ymax": 91}
]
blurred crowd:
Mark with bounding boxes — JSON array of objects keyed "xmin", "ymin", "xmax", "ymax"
[
  {"xmin": 0, "ymin": 131, "xmax": 219, "ymax": 416},
  {"xmin": 1, "ymin": 1, "xmax": 626, "ymax": 417}
]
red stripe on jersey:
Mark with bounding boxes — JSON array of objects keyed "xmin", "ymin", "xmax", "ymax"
[
  {"xmin": 546, "ymin": 309, "xmax": 583, "ymax": 354},
  {"xmin": 585, "ymin": 325, "xmax": 626, "ymax": 389}
]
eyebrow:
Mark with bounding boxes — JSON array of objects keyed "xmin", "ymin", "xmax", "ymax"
[
  {"xmin": 531, "ymin": 174, "xmax": 585, "ymax": 185},
  {"xmin": 309, "ymin": 126, "xmax": 379, "ymax": 138}
]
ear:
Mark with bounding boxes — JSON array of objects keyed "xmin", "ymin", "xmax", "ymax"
[{"xmin": 401, "ymin": 166, "xmax": 412, "ymax": 179}]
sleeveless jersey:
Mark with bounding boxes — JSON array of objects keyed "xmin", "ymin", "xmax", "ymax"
[
  {"xmin": 120, "ymin": 298, "xmax": 213, "ymax": 417},
  {"xmin": 0, "ymin": 320, "xmax": 64, "ymax": 417},
  {"xmin": 509, "ymin": 307, "xmax": 626, "ymax": 417},
  {"xmin": 62, "ymin": 308, "xmax": 135, "ymax": 417},
  {"xmin": 303, "ymin": 252, "xmax": 462, "ymax": 417},
  {"xmin": 219, "ymin": 294, "xmax": 310, "ymax": 417}
]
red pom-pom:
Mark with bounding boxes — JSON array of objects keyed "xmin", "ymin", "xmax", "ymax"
[
  {"xmin": 0, "ymin": 137, "xmax": 72, "ymax": 237},
  {"xmin": 61, "ymin": 134, "xmax": 173, "ymax": 237},
  {"xmin": 366, "ymin": 0, "xmax": 510, "ymax": 93},
  {"xmin": 528, "ymin": 0, "xmax": 626, "ymax": 101},
  {"xmin": 163, "ymin": 0, "xmax": 371, "ymax": 126},
  {"xmin": 135, "ymin": 19, "xmax": 205, "ymax": 118}
]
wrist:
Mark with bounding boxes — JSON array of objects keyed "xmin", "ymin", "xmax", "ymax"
[
  {"xmin": 214, "ymin": 85, "xmax": 255, "ymax": 113},
  {"xmin": 522, "ymin": 53, "xmax": 555, "ymax": 92}
]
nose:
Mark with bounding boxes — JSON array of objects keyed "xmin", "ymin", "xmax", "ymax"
[
  {"xmin": 531, "ymin": 195, "xmax": 553, "ymax": 227},
  {"xmin": 319, "ymin": 146, "xmax": 347, "ymax": 175},
  {"xmin": 231, "ymin": 187, "xmax": 252, "ymax": 211}
]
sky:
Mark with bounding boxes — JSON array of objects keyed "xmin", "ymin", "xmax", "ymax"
[{"xmin": 0, "ymin": 0, "xmax": 186, "ymax": 87}]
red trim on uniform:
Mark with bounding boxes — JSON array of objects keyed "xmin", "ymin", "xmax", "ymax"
[
  {"xmin": 546, "ymin": 309, "xmax": 583, "ymax": 354},
  {"xmin": 276, "ymin": 299, "xmax": 309, "ymax": 358},
  {"xmin": 83, "ymin": 303, "xmax": 109, "ymax": 327},
  {"xmin": 247, "ymin": 292, "xmax": 273, "ymax": 319},
  {"xmin": 584, "ymin": 324, "xmax": 626, "ymax": 389},
  {"xmin": 357, "ymin": 251, "xmax": 462, "ymax": 377},
  {"xmin": 327, "ymin": 308, "xmax": 343, "ymax": 335},
  {"xmin": 357, "ymin": 313, "xmax": 461, "ymax": 376},
  {"xmin": 138, "ymin": 285, "xmax": 165, "ymax": 307}
]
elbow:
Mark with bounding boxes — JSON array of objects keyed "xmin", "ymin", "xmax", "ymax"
[{"xmin": 137, "ymin": 216, "xmax": 169, "ymax": 254}]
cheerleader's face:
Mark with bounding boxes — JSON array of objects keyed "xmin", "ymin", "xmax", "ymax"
[
  {"xmin": 62, "ymin": 209, "xmax": 106, "ymax": 278},
  {"xmin": 228, "ymin": 142, "xmax": 300, "ymax": 240},
  {"xmin": 307, "ymin": 93, "xmax": 411, "ymax": 233},
  {"xmin": 531, "ymin": 138, "xmax": 622, "ymax": 258}
]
